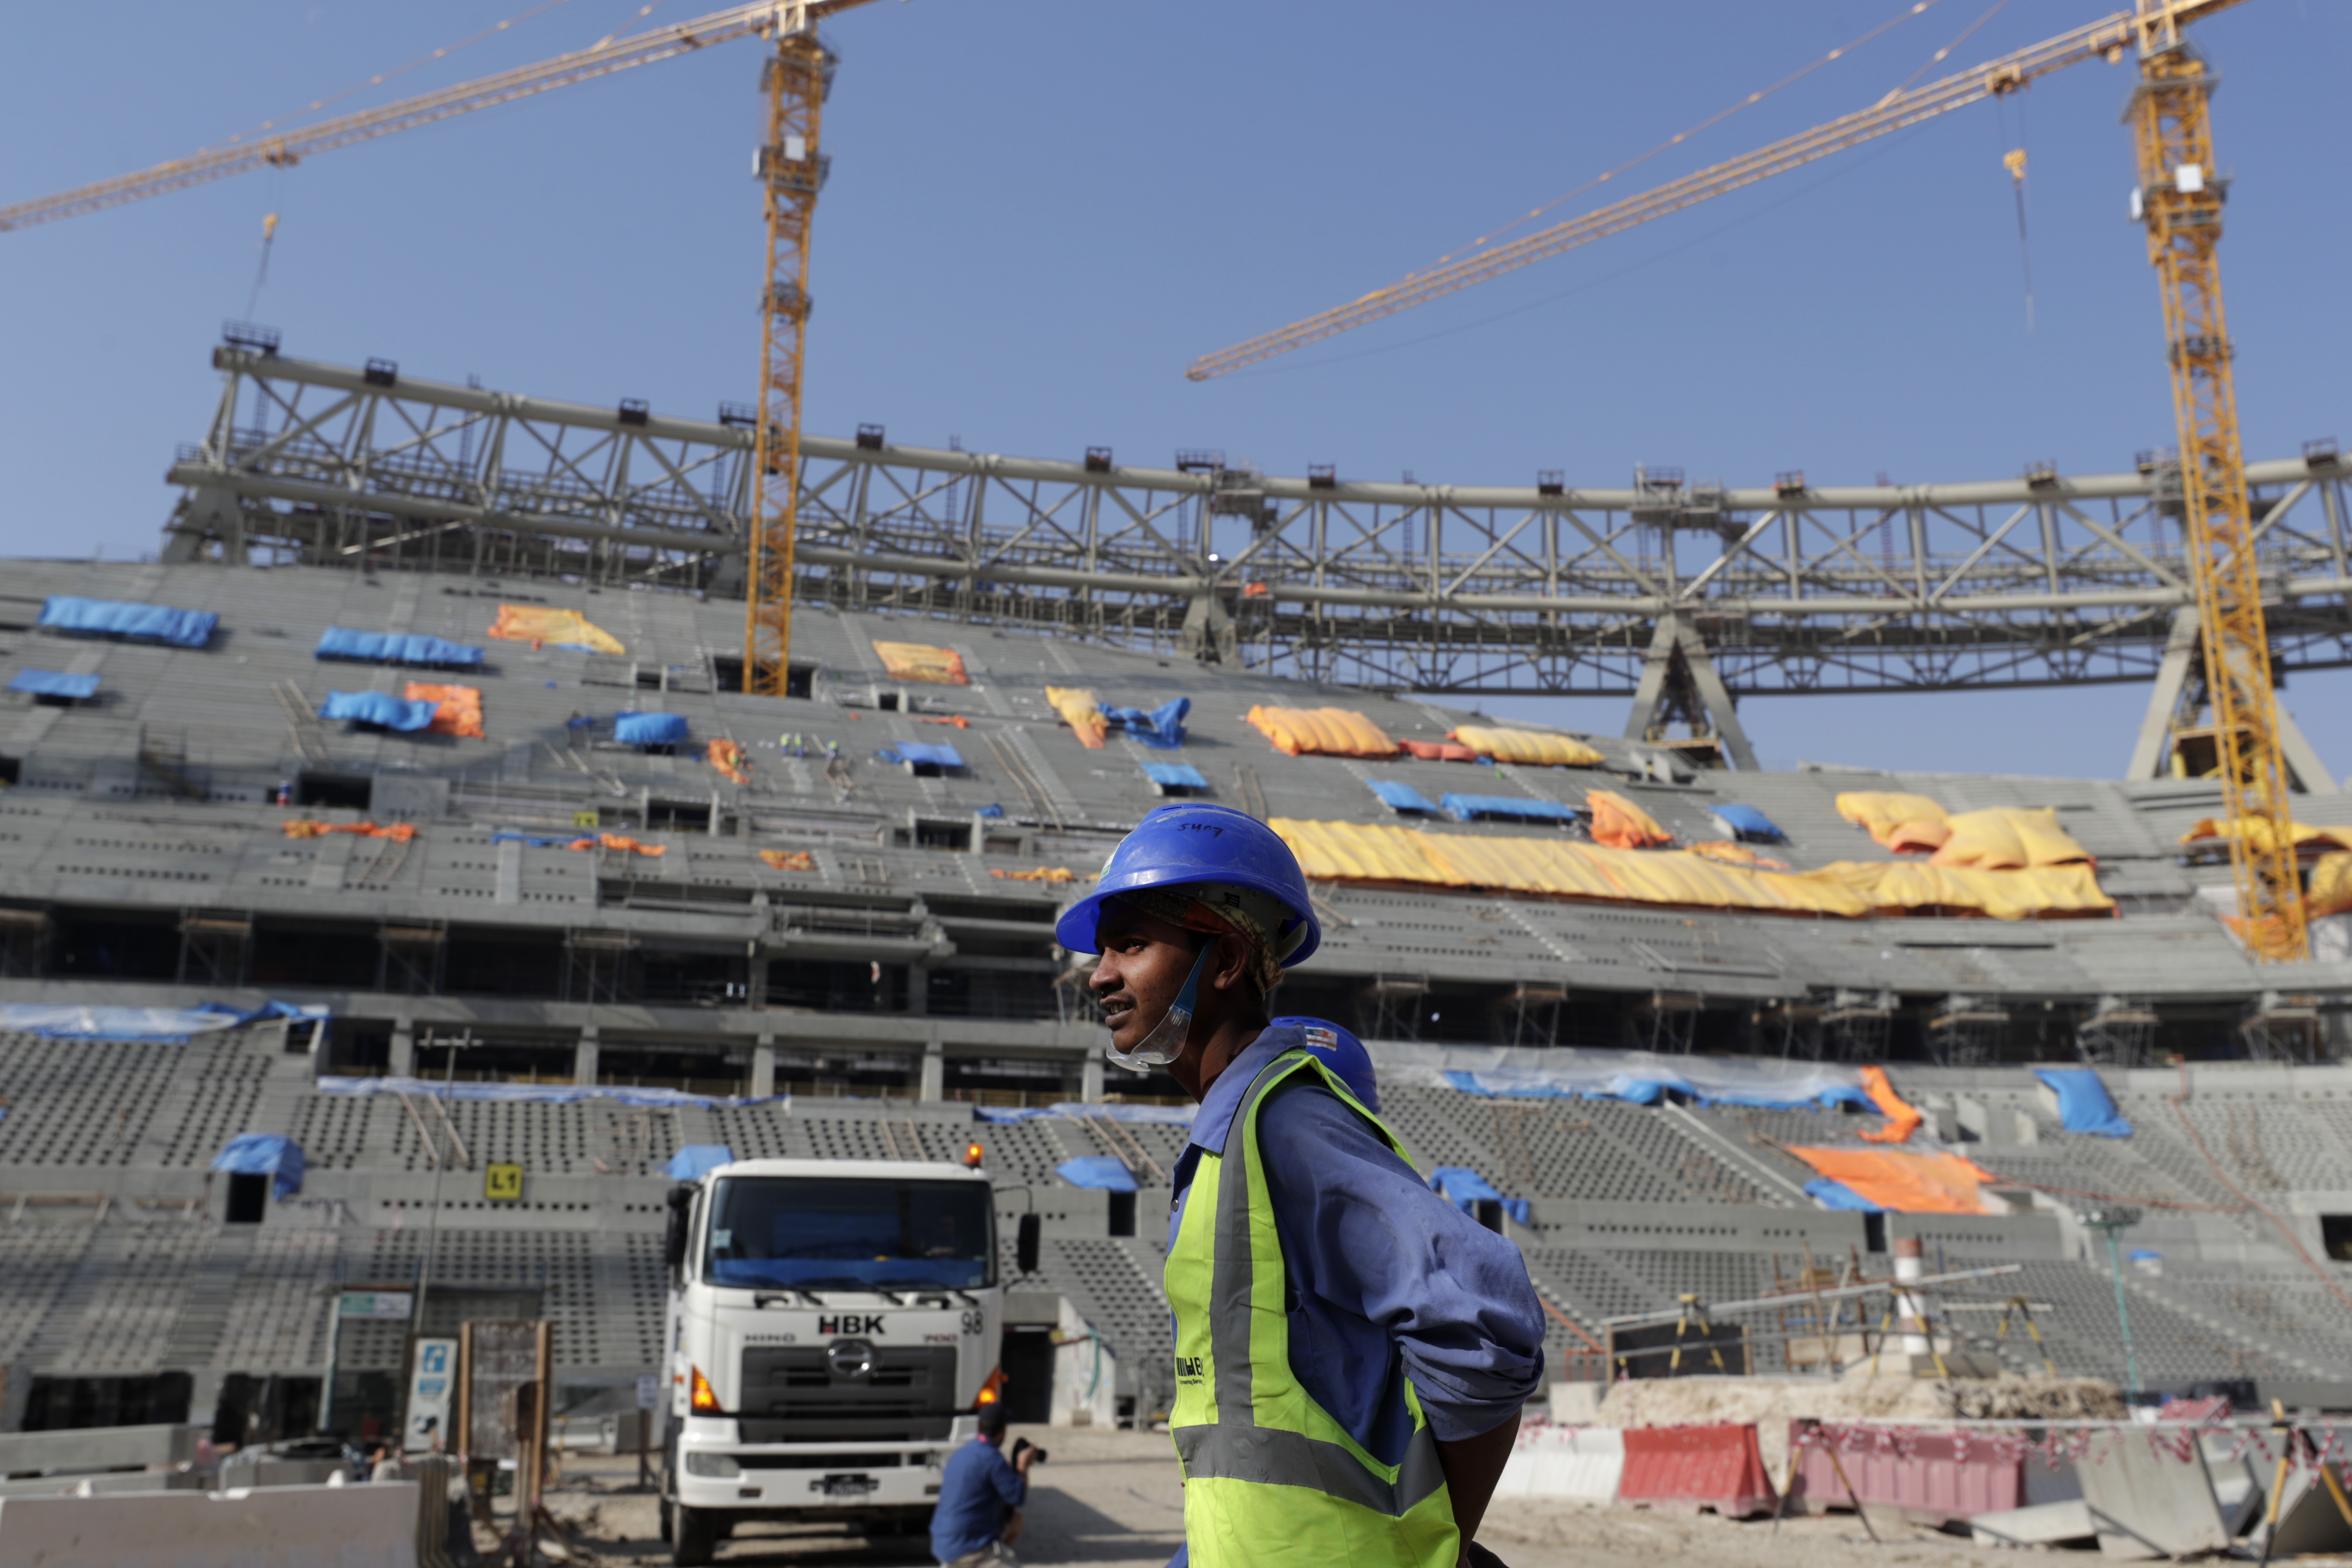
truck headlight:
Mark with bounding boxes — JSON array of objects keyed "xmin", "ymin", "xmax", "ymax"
[{"xmin": 684, "ymin": 1453, "xmax": 742, "ymax": 1479}]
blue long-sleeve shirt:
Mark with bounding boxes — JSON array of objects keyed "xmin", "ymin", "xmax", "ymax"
[
  {"xmin": 1166, "ymin": 1021, "xmax": 1546, "ymax": 1462},
  {"xmin": 930, "ymin": 1436, "xmax": 1026, "ymax": 1562}
]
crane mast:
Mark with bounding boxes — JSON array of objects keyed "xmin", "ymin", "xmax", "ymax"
[
  {"xmin": 744, "ymin": 19, "xmax": 830, "ymax": 695},
  {"xmin": 2130, "ymin": 3, "xmax": 2305, "ymax": 959}
]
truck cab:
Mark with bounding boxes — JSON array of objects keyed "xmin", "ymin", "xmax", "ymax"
[{"xmin": 659, "ymin": 1157, "xmax": 1006, "ymax": 1565}]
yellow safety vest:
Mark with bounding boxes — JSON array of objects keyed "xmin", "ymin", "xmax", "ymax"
[{"xmin": 1164, "ymin": 1048, "xmax": 1458, "ymax": 1568}]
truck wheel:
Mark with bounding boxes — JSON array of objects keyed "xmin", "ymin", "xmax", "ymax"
[{"xmin": 672, "ymin": 1504, "xmax": 717, "ymax": 1566}]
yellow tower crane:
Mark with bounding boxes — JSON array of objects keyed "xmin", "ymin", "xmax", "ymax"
[
  {"xmin": 0, "ymin": 0, "xmax": 880, "ymax": 698},
  {"xmin": 1191, "ymin": 0, "xmax": 2305, "ymax": 959}
]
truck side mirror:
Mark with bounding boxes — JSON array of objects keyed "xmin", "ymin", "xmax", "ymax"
[
  {"xmin": 665, "ymin": 1185, "xmax": 695, "ymax": 1273},
  {"xmin": 1017, "ymin": 1213, "xmax": 1041, "ymax": 1277}
]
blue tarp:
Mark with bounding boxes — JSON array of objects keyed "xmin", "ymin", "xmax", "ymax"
[
  {"xmin": 1102, "ymin": 697, "xmax": 1190, "ymax": 750},
  {"xmin": 211, "ymin": 1133, "xmax": 306, "ymax": 1200},
  {"xmin": 1428, "ymin": 1167, "xmax": 1531, "ymax": 1225},
  {"xmin": 1366, "ymin": 778, "xmax": 1439, "ymax": 815},
  {"xmin": 667, "ymin": 1144, "xmax": 736, "ymax": 1180},
  {"xmin": 978, "ymin": 804, "xmax": 1005, "ymax": 819},
  {"xmin": 319, "ymin": 690, "xmax": 439, "ymax": 731},
  {"xmin": 897, "ymin": 741, "xmax": 965, "ymax": 770},
  {"xmin": 1143, "ymin": 762, "xmax": 1209, "ymax": 789},
  {"xmin": 315, "ymin": 628, "xmax": 485, "ymax": 667},
  {"xmin": 0, "ymin": 999, "xmax": 310, "ymax": 1043},
  {"xmin": 977, "ymin": 1100, "xmax": 1197, "ymax": 1126},
  {"xmin": 322, "ymin": 1076, "xmax": 792, "ymax": 1110},
  {"xmin": 1437, "ymin": 1057, "xmax": 1871, "ymax": 1112},
  {"xmin": 2032, "ymin": 1068, "xmax": 2135, "ymax": 1137},
  {"xmin": 1440, "ymin": 793, "xmax": 1579, "ymax": 824},
  {"xmin": 8, "ymin": 670, "xmax": 99, "ymax": 699},
  {"xmin": 489, "ymin": 831, "xmax": 596, "ymax": 848},
  {"xmin": 38, "ymin": 596, "xmax": 217, "ymax": 648},
  {"xmin": 1804, "ymin": 1177, "xmax": 1881, "ymax": 1212},
  {"xmin": 1712, "ymin": 804, "xmax": 1787, "ymax": 842},
  {"xmin": 1055, "ymin": 1156, "xmax": 1138, "ymax": 1192},
  {"xmin": 614, "ymin": 711, "xmax": 689, "ymax": 746}
]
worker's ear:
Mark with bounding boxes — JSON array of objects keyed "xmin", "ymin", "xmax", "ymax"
[{"xmin": 1206, "ymin": 932, "xmax": 1253, "ymax": 995}]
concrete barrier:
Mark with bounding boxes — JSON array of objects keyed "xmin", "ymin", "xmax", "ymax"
[
  {"xmin": 2073, "ymin": 1432, "xmax": 2228, "ymax": 1560},
  {"xmin": 1617, "ymin": 1424, "xmax": 1776, "ymax": 1519},
  {"xmin": 1495, "ymin": 1426, "xmax": 1623, "ymax": 1502},
  {"xmin": 1788, "ymin": 1427, "xmax": 2024, "ymax": 1525},
  {"xmin": 0, "ymin": 1480, "xmax": 419, "ymax": 1568},
  {"xmin": 0, "ymin": 1424, "xmax": 205, "ymax": 1476}
]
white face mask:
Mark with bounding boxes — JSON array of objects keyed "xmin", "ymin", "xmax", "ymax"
[{"xmin": 1106, "ymin": 940, "xmax": 1216, "ymax": 1074}]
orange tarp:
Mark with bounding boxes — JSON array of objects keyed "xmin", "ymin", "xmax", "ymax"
[
  {"xmin": 1450, "ymin": 725, "xmax": 1605, "ymax": 768},
  {"xmin": 758, "ymin": 848, "xmax": 815, "ymax": 871},
  {"xmin": 578, "ymin": 833, "xmax": 664, "ymax": 857},
  {"xmin": 873, "ymin": 641, "xmax": 968, "ymax": 685},
  {"xmin": 1400, "ymin": 738, "xmax": 1479, "ymax": 762},
  {"xmin": 402, "ymin": 682, "xmax": 484, "ymax": 739},
  {"xmin": 486, "ymin": 605, "xmax": 624, "ymax": 655},
  {"xmin": 1836, "ymin": 791, "xmax": 1949, "ymax": 850},
  {"xmin": 1930, "ymin": 807, "xmax": 2092, "ymax": 870},
  {"xmin": 1246, "ymin": 705, "xmax": 1397, "ymax": 758},
  {"xmin": 1787, "ymin": 1148, "xmax": 1996, "ymax": 1214},
  {"xmin": 1856, "ymin": 1066, "xmax": 1921, "ymax": 1145},
  {"xmin": 707, "ymin": 739, "xmax": 751, "ymax": 785},
  {"xmin": 1587, "ymin": 789, "xmax": 1671, "ymax": 849},
  {"xmin": 990, "ymin": 866, "xmax": 1079, "ymax": 882},
  {"xmin": 282, "ymin": 820, "xmax": 416, "ymax": 842},
  {"xmin": 1044, "ymin": 687, "xmax": 1108, "ymax": 749}
]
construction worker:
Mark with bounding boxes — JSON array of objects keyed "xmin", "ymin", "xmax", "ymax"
[{"xmin": 1057, "ymin": 803, "xmax": 1543, "ymax": 1568}]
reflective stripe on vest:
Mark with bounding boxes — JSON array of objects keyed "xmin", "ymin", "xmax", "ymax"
[{"xmin": 1165, "ymin": 1047, "xmax": 1457, "ymax": 1567}]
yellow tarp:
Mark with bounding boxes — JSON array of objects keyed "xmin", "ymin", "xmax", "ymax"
[
  {"xmin": 874, "ymin": 641, "xmax": 969, "ymax": 686},
  {"xmin": 2182, "ymin": 816, "xmax": 2352, "ymax": 854},
  {"xmin": 989, "ymin": 866, "xmax": 1079, "ymax": 883},
  {"xmin": 2309, "ymin": 852, "xmax": 2352, "ymax": 921},
  {"xmin": 1856, "ymin": 1066, "xmax": 1921, "ymax": 1145},
  {"xmin": 1044, "ymin": 686, "xmax": 1108, "ymax": 749},
  {"xmin": 1931, "ymin": 807, "xmax": 2093, "ymax": 870},
  {"xmin": 402, "ymin": 682, "xmax": 483, "ymax": 739},
  {"xmin": 1451, "ymin": 725, "xmax": 1604, "ymax": 768},
  {"xmin": 1265, "ymin": 818, "xmax": 2113, "ymax": 920},
  {"xmin": 1787, "ymin": 1148, "xmax": 1996, "ymax": 1214},
  {"xmin": 1246, "ymin": 705, "xmax": 1397, "ymax": 758},
  {"xmin": 486, "ymin": 605, "xmax": 624, "ymax": 655},
  {"xmin": 1836, "ymin": 791, "xmax": 1949, "ymax": 849},
  {"xmin": 1587, "ymin": 789, "xmax": 1672, "ymax": 849}
]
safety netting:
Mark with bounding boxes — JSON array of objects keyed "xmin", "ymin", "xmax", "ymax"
[
  {"xmin": 39, "ymin": 596, "xmax": 217, "ymax": 647},
  {"xmin": 1246, "ymin": 705, "xmax": 1397, "ymax": 758},
  {"xmin": 1266, "ymin": 818, "xmax": 2112, "ymax": 919},
  {"xmin": 1044, "ymin": 686, "xmax": 1109, "ymax": 748},
  {"xmin": 315, "ymin": 628, "xmax": 484, "ymax": 667},
  {"xmin": 873, "ymin": 640, "xmax": 968, "ymax": 685},
  {"xmin": 402, "ymin": 682, "xmax": 483, "ymax": 738},
  {"xmin": 319, "ymin": 691, "xmax": 439, "ymax": 732},
  {"xmin": 487, "ymin": 604, "xmax": 625, "ymax": 655},
  {"xmin": 7, "ymin": 670, "xmax": 99, "ymax": 700},
  {"xmin": 1449, "ymin": 726, "xmax": 1604, "ymax": 768}
]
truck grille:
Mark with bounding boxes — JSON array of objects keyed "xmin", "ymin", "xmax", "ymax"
[{"xmin": 737, "ymin": 1346, "xmax": 958, "ymax": 1443}]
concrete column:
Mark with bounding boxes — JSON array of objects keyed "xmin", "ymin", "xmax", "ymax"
[
  {"xmin": 1081, "ymin": 1054, "xmax": 1104, "ymax": 1104},
  {"xmin": 389, "ymin": 1017, "xmax": 415, "ymax": 1079},
  {"xmin": 1893, "ymin": 1236, "xmax": 1932, "ymax": 1355},
  {"xmin": 907, "ymin": 962, "xmax": 930, "ymax": 1017},
  {"xmin": 750, "ymin": 1036, "xmax": 777, "ymax": 1099},
  {"xmin": 919, "ymin": 1035, "xmax": 945, "ymax": 1103},
  {"xmin": 574, "ymin": 1023, "xmax": 600, "ymax": 1087}
]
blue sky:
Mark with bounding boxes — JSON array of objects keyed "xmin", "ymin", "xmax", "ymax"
[{"xmin": 3, "ymin": 0, "xmax": 2346, "ymax": 779}]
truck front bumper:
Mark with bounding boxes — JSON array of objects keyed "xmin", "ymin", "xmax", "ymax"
[{"xmin": 675, "ymin": 1419, "xmax": 946, "ymax": 1512}]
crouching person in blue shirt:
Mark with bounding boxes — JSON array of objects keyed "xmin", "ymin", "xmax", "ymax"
[
  {"xmin": 1060, "ymin": 803, "xmax": 1547, "ymax": 1568},
  {"xmin": 930, "ymin": 1406, "xmax": 1038, "ymax": 1567}
]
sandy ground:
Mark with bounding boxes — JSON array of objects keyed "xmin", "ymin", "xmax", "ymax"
[{"xmin": 531, "ymin": 1428, "xmax": 2059, "ymax": 1568}]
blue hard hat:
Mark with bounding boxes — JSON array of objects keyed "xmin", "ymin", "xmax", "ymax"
[
  {"xmin": 1273, "ymin": 1017, "xmax": 1379, "ymax": 1113},
  {"xmin": 1055, "ymin": 803, "xmax": 1320, "ymax": 967}
]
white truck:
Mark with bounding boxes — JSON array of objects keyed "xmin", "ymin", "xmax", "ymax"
[{"xmin": 658, "ymin": 1155, "xmax": 1026, "ymax": 1565}]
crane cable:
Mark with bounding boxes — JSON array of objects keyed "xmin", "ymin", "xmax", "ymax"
[{"xmin": 1401, "ymin": 0, "xmax": 1954, "ymax": 288}]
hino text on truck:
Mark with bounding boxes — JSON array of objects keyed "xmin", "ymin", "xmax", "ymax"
[{"xmin": 658, "ymin": 1152, "xmax": 1027, "ymax": 1565}]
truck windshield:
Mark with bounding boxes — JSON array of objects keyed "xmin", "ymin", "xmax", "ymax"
[{"xmin": 704, "ymin": 1176, "xmax": 995, "ymax": 1290}]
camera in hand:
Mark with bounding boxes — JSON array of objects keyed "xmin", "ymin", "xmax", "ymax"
[{"xmin": 1012, "ymin": 1436, "xmax": 1048, "ymax": 1466}]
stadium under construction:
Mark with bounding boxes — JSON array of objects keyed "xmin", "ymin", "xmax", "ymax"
[{"xmin": 3, "ymin": 341, "xmax": 2352, "ymax": 1452}]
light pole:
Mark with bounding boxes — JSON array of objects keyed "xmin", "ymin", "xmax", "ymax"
[{"xmin": 2076, "ymin": 1205, "xmax": 2144, "ymax": 1395}]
